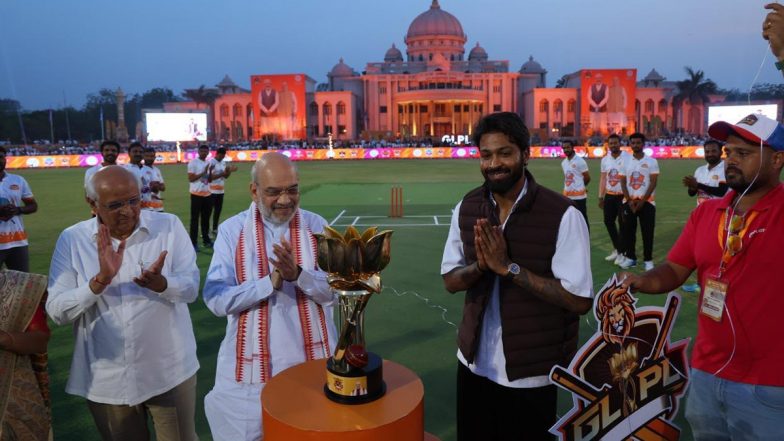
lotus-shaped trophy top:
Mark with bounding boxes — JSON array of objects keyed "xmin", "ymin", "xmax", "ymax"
[{"xmin": 315, "ymin": 226, "xmax": 393, "ymax": 293}]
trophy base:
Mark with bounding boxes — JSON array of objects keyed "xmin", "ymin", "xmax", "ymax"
[{"xmin": 324, "ymin": 352, "xmax": 386, "ymax": 404}]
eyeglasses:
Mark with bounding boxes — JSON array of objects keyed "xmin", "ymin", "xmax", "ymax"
[
  {"xmin": 101, "ymin": 196, "xmax": 141, "ymax": 211},
  {"xmin": 263, "ymin": 185, "xmax": 299, "ymax": 198}
]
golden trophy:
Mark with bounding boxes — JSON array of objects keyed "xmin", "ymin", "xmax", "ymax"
[{"xmin": 316, "ymin": 225, "xmax": 393, "ymax": 404}]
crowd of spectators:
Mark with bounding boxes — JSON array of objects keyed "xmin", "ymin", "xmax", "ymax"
[{"xmin": 0, "ymin": 132, "xmax": 713, "ymax": 156}]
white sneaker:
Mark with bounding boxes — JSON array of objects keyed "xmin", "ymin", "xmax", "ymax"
[
  {"xmin": 614, "ymin": 253, "xmax": 625, "ymax": 265},
  {"xmin": 605, "ymin": 250, "xmax": 619, "ymax": 261},
  {"xmin": 618, "ymin": 257, "xmax": 637, "ymax": 269},
  {"xmin": 644, "ymin": 261, "xmax": 654, "ymax": 271}
]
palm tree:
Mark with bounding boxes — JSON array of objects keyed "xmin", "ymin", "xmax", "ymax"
[{"xmin": 673, "ymin": 67, "xmax": 717, "ymax": 134}]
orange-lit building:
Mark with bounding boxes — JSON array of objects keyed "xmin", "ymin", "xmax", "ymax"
[{"xmin": 174, "ymin": 0, "xmax": 719, "ymax": 143}]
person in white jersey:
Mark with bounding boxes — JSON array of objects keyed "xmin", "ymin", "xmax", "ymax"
[
  {"xmin": 84, "ymin": 140, "xmax": 119, "ymax": 189},
  {"xmin": 209, "ymin": 147, "xmax": 238, "ymax": 235},
  {"xmin": 619, "ymin": 132, "xmax": 659, "ymax": 270},
  {"xmin": 143, "ymin": 147, "xmax": 166, "ymax": 212},
  {"xmin": 124, "ymin": 142, "xmax": 155, "ymax": 210},
  {"xmin": 561, "ymin": 139, "xmax": 591, "ymax": 229},
  {"xmin": 683, "ymin": 140, "xmax": 727, "ymax": 205},
  {"xmin": 187, "ymin": 144, "xmax": 214, "ymax": 250},
  {"xmin": 0, "ymin": 147, "xmax": 38, "ymax": 272},
  {"xmin": 598, "ymin": 134, "xmax": 631, "ymax": 264}
]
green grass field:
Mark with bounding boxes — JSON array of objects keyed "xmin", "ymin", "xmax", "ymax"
[{"xmin": 14, "ymin": 157, "xmax": 704, "ymax": 440}]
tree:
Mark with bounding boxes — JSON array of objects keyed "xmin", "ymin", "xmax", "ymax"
[
  {"xmin": 673, "ymin": 67, "xmax": 717, "ymax": 133},
  {"xmin": 138, "ymin": 87, "xmax": 180, "ymax": 109},
  {"xmin": 182, "ymin": 85, "xmax": 218, "ymax": 110}
]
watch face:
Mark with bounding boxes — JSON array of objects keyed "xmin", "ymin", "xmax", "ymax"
[{"xmin": 508, "ymin": 263, "xmax": 521, "ymax": 275}]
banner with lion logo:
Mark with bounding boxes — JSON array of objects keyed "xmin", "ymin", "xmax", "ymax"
[{"xmin": 549, "ymin": 275, "xmax": 690, "ymax": 440}]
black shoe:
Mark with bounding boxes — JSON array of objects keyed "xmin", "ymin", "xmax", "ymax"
[{"xmin": 204, "ymin": 240, "xmax": 214, "ymax": 248}]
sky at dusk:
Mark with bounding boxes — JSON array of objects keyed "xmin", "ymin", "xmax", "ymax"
[{"xmin": 0, "ymin": 0, "xmax": 779, "ymax": 110}]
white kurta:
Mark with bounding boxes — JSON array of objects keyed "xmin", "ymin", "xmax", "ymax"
[{"xmin": 203, "ymin": 206, "xmax": 337, "ymax": 441}]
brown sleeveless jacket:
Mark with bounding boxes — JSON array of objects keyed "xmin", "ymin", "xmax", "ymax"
[{"xmin": 457, "ymin": 170, "xmax": 580, "ymax": 380}]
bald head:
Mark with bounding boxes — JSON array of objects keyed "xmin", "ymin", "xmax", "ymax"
[
  {"xmin": 87, "ymin": 165, "xmax": 140, "ymax": 202},
  {"xmin": 251, "ymin": 152, "xmax": 298, "ymax": 186}
]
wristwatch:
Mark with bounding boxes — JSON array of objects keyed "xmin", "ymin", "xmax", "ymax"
[{"xmin": 503, "ymin": 262, "xmax": 520, "ymax": 280}]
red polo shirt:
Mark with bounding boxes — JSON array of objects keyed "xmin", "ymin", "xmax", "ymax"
[{"xmin": 668, "ymin": 183, "xmax": 784, "ymax": 386}]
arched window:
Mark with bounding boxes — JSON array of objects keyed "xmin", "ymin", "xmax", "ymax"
[
  {"xmin": 323, "ymin": 102, "xmax": 332, "ymax": 116},
  {"xmin": 539, "ymin": 99, "xmax": 549, "ymax": 113},
  {"xmin": 336, "ymin": 102, "xmax": 346, "ymax": 115},
  {"xmin": 309, "ymin": 102, "xmax": 319, "ymax": 117}
]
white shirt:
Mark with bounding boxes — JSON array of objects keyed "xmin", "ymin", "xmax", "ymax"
[
  {"xmin": 124, "ymin": 163, "xmax": 155, "ymax": 209},
  {"xmin": 0, "ymin": 173, "xmax": 33, "ymax": 250},
  {"xmin": 209, "ymin": 159, "xmax": 228, "ymax": 195},
  {"xmin": 621, "ymin": 154, "xmax": 660, "ymax": 204},
  {"xmin": 148, "ymin": 165, "xmax": 165, "ymax": 212},
  {"xmin": 188, "ymin": 158, "xmax": 211, "ymax": 196},
  {"xmin": 203, "ymin": 208, "xmax": 337, "ymax": 383},
  {"xmin": 440, "ymin": 183, "xmax": 593, "ymax": 388},
  {"xmin": 84, "ymin": 164, "xmax": 102, "ymax": 188},
  {"xmin": 46, "ymin": 211, "xmax": 200, "ymax": 405},
  {"xmin": 694, "ymin": 161, "xmax": 726, "ymax": 205},
  {"xmin": 600, "ymin": 151, "xmax": 631, "ymax": 195},
  {"xmin": 561, "ymin": 154, "xmax": 589, "ymax": 200}
]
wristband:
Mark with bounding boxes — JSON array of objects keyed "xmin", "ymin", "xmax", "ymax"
[{"xmin": 93, "ymin": 275, "xmax": 111, "ymax": 286}]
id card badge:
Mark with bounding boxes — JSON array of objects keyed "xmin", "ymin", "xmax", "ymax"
[{"xmin": 701, "ymin": 277, "xmax": 728, "ymax": 322}]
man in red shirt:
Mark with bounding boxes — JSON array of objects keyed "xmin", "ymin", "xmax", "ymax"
[{"xmin": 622, "ymin": 113, "xmax": 784, "ymax": 440}]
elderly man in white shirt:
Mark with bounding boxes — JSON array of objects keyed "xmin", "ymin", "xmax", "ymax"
[
  {"xmin": 47, "ymin": 166, "xmax": 200, "ymax": 441},
  {"xmin": 203, "ymin": 152, "xmax": 336, "ymax": 441}
]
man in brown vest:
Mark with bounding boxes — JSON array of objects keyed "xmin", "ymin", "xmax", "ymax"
[{"xmin": 441, "ymin": 112, "xmax": 594, "ymax": 440}]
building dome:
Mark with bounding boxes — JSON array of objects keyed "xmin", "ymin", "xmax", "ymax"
[
  {"xmin": 384, "ymin": 43, "xmax": 404, "ymax": 62},
  {"xmin": 643, "ymin": 68, "xmax": 665, "ymax": 82},
  {"xmin": 406, "ymin": 0, "xmax": 465, "ymax": 39},
  {"xmin": 519, "ymin": 55, "xmax": 545, "ymax": 74},
  {"xmin": 329, "ymin": 58, "xmax": 355, "ymax": 77},
  {"xmin": 468, "ymin": 42, "xmax": 487, "ymax": 61}
]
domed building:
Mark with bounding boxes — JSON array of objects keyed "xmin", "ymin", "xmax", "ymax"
[{"xmin": 198, "ymin": 0, "xmax": 711, "ymax": 143}]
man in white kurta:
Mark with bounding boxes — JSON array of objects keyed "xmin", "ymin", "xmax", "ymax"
[
  {"xmin": 47, "ymin": 166, "xmax": 200, "ymax": 441},
  {"xmin": 203, "ymin": 152, "xmax": 337, "ymax": 441}
]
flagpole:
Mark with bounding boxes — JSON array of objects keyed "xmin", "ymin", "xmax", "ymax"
[
  {"xmin": 49, "ymin": 109, "xmax": 54, "ymax": 144},
  {"xmin": 100, "ymin": 106, "xmax": 105, "ymax": 140}
]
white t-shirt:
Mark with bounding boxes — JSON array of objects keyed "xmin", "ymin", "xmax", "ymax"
[
  {"xmin": 209, "ymin": 159, "xmax": 227, "ymax": 195},
  {"xmin": 600, "ymin": 151, "xmax": 631, "ymax": 196},
  {"xmin": 561, "ymin": 155, "xmax": 589, "ymax": 200},
  {"xmin": 124, "ymin": 164, "xmax": 155, "ymax": 209},
  {"xmin": 0, "ymin": 173, "xmax": 33, "ymax": 250},
  {"xmin": 621, "ymin": 154, "xmax": 660, "ymax": 204},
  {"xmin": 84, "ymin": 164, "xmax": 101, "ymax": 188},
  {"xmin": 694, "ymin": 161, "xmax": 726, "ymax": 205},
  {"xmin": 440, "ymin": 183, "xmax": 593, "ymax": 388},
  {"xmin": 188, "ymin": 158, "xmax": 211, "ymax": 197},
  {"xmin": 148, "ymin": 165, "xmax": 165, "ymax": 212}
]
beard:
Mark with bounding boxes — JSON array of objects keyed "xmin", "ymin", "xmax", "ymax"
[
  {"xmin": 258, "ymin": 201, "xmax": 297, "ymax": 226},
  {"xmin": 726, "ymin": 166, "xmax": 763, "ymax": 193},
  {"xmin": 482, "ymin": 165, "xmax": 524, "ymax": 193}
]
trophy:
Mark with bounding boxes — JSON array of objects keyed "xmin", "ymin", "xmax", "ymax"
[{"xmin": 315, "ymin": 225, "xmax": 393, "ymax": 404}]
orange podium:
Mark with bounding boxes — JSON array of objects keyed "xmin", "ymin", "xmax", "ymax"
[{"xmin": 262, "ymin": 359, "xmax": 436, "ymax": 441}]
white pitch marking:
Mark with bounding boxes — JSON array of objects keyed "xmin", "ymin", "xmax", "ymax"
[
  {"xmin": 351, "ymin": 216, "xmax": 360, "ymax": 226},
  {"xmin": 329, "ymin": 209, "xmax": 346, "ymax": 226},
  {"xmin": 333, "ymin": 223, "xmax": 449, "ymax": 227},
  {"xmin": 433, "ymin": 216, "xmax": 439, "ymax": 225}
]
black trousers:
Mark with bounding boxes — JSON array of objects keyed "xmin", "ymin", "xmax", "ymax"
[
  {"xmin": 572, "ymin": 198, "xmax": 589, "ymax": 232},
  {"xmin": 190, "ymin": 194, "xmax": 212, "ymax": 245},
  {"xmin": 211, "ymin": 193, "xmax": 224, "ymax": 232},
  {"xmin": 602, "ymin": 194, "xmax": 625, "ymax": 253},
  {"xmin": 457, "ymin": 362, "xmax": 557, "ymax": 441},
  {"xmin": 0, "ymin": 245, "xmax": 29, "ymax": 272},
  {"xmin": 622, "ymin": 201, "xmax": 656, "ymax": 261}
]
